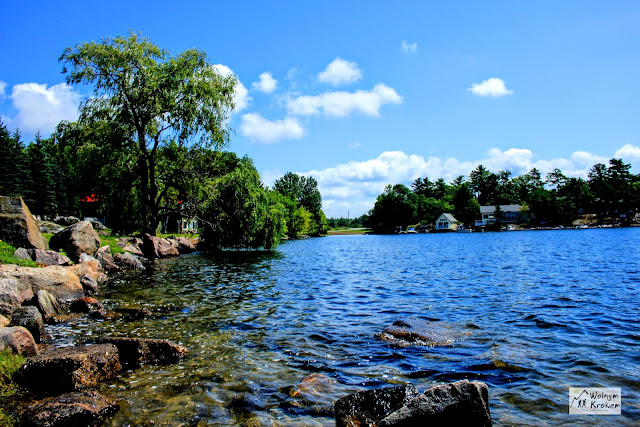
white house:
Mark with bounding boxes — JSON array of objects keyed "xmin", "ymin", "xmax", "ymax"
[
  {"xmin": 475, "ymin": 205, "xmax": 529, "ymax": 227},
  {"xmin": 435, "ymin": 213, "xmax": 460, "ymax": 231}
]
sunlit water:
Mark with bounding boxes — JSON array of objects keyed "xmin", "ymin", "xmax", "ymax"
[{"xmin": 48, "ymin": 228, "xmax": 640, "ymax": 426}]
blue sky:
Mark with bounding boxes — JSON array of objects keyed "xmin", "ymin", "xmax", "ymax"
[{"xmin": 1, "ymin": 1, "xmax": 639, "ymax": 217}]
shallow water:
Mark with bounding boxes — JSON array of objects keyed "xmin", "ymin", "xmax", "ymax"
[{"xmin": 49, "ymin": 228, "xmax": 640, "ymax": 425}]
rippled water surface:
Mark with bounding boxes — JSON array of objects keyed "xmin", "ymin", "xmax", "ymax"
[{"xmin": 49, "ymin": 229, "xmax": 640, "ymax": 425}]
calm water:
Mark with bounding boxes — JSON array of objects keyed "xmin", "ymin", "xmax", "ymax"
[{"xmin": 49, "ymin": 228, "xmax": 640, "ymax": 426}]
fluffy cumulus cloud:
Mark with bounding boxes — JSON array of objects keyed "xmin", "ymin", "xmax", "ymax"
[
  {"xmin": 401, "ymin": 40, "xmax": 418, "ymax": 53},
  {"xmin": 317, "ymin": 57, "xmax": 362, "ymax": 86},
  {"xmin": 286, "ymin": 84, "xmax": 402, "ymax": 118},
  {"xmin": 285, "ymin": 145, "xmax": 640, "ymax": 218},
  {"xmin": 212, "ymin": 64, "xmax": 251, "ymax": 112},
  {"xmin": 251, "ymin": 72, "xmax": 277, "ymax": 94},
  {"xmin": 239, "ymin": 113, "xmax": 305, "ymax": 143},
  {"xmin": 468, "ymin": 77, "xmax": 513, "ymax": 97},
  {"xmin": 3, "ymin": 82, "xmax": 81, "ymax": 135}
]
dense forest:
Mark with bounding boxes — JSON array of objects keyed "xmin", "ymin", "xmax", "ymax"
[
  {"xmin": 364, "ymin": 160, "xmax": 640, "ymax": 233},
  {"xmin": 0, "ymin": 32, "xmax": 328, "ymax": 250}
]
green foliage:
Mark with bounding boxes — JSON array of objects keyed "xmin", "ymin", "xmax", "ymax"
[
  {"xmin": 0, "ymin": 351, "xmax": 25, "ymax": 398},
  {"xmin": 199, "ymin": 157, "xmax": 286, "ymax": 250},
  {"xmin": 0, "ymin": 240, "xmax": 37, "ymax": 267},
  {"xmin": 273, "ymin": 172, "xmax": 328, "ymax": 237}
]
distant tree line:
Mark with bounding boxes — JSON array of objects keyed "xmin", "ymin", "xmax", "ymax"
[
  {"xmin": 327, "ymin": 215, "xmax": 367, "ymax": 229},
  {"xmin": 364, "ymin": 160, "xmax": 640, "ymax": 233}
]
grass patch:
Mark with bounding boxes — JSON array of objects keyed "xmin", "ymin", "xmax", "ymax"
[
  {"xmin": 99, "ymin": 234, "xmax": 125, "ymax": 255},
  {"xmin": 0, "ymin": 350, "xmax": 26, "ymax": 426},
  {"xmin": 0, "ymin": 240, "xmax": 37, "ymax": 267}
]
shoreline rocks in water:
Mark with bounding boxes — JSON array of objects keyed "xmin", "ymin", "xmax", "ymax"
[
  {"xmin": 379, "ymin": 317, "xmax": 455, "ymax": 347},
  {"xmin": 335, "ymin": 380, "xmax": 492, "ymax": 426},
  {"xmin": 19, "ymin": 391, "xmax": 120, "ymax": 427}
]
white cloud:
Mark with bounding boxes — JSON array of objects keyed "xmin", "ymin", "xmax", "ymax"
[
  {"xmin": 348, "ymin": 141, "xmax": 361, "ymax": 149},
  {"xmin": 212, "ymin": 64, "xmax": 251, "ymax": 112},
  {"xmin": 401, "ymin": 40, "xmax": 418, "ymax": 53},
  {"xmin": 317, "ymin": 57, "xmax": 362, "ymax": 86},
  {"xmin": 251, "ymin": 72, "xmax": 277, "ymax": 94},
  {"xmin": 239, "ymin": 113, "xmax": 306, "ymax": 143},
  {"xmin": 0, "ymin": 81, "xmax": 7, "ymax": 97},
  {"xmin": 287, "ymin": 84, "xmax": 402, "ymax": 118},
  {"xmin": 5, "ymin": 82, "xmax": 81, "ymax": 135},
  {"xmin": 468, "ymin": 77, "xmax": 514, "ymax": 97},
  {"xmin": 286, "ymin": 145, "xmax": 638, "ymax": 218},
  {"xmin": 614, "ymin": 144, "xmax": 640, "ymax": 164}
]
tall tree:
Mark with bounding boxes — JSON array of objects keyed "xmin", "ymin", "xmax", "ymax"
[{"xmin": 58, "ymin": 31, "xmax": 236, "ymax": 234}]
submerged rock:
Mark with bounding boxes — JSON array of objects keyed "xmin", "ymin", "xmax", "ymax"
[
  {"xmin": 334, "ymin": 385, "xmax": 419, "ymax": 427},
  {"xmin": 15, "ymin": 344, "xmax": 121, "ymax": 394},
  {"xmin": 19, "ymin": 391, "xmax": 119, "ymax": 427},
  {"xmin": 379, "ymin": 380, "xmax": 492, "ymax": 426},
  {"xmin": 380, "ymin": 317, "xmax": 454, "ymax": 347},
  {"xmin": 69, "ymin": 297, "xmax": 106, "ymax": 317},
  {"xmin": 97, "ymin": 337, "xmax": 188, "ymax": 368}
]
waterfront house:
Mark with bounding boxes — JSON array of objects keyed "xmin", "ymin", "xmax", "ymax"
[
  {"xmin": 435, "ymin": 213, "xmax": 460, "ymax": 231},
  {"xmin": 475, "ymin": 205, "xmax": 530, "ymax": 227}
]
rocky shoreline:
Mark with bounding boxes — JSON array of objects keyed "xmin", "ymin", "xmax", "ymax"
[{"xmin": 1, "ymin": 196, "xmax": 494, "ymax": 425}]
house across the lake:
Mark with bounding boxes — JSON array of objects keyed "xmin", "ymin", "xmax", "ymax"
[
  {"xmin": 435, "ymin": 213, "xmax": 460, "ymax": 231},
  {"xmin": 475, "ymin": 205, "xmax": 530, "ymax": 227}
]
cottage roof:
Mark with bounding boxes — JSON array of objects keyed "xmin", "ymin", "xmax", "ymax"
[
  {"xmin": 438, "ymin": 213, "xmax": 459, "ymax": 222},
  {"xmin": 480, "ymin": 205, "xmax": 524, "ymax": 214}
]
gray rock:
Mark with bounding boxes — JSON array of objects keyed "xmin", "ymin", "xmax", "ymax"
[
  {"xmin": 95, "ymin": 251, "xmax": 119, "ymax": 273},
  {"xmin": 79, "ymin": 274, "xmax": 98, "ymax": 294},
  {"xmin": 0, "ymin": 196, "xmax": 48, "ymax": 250},
  {"xmin": 49, "ymin": 221, "xmax": 101, "ymax": 263},
  {"xmin": 97, "ymin": 337, "xmax": 188, "ymax": 368},
  {"xmin": 0, "ymin": 277, "xmax": 21, "ymax": 307},
  {"xmin": 95, "ymin": 245, "xmax": 110, "ymax": 254},
  {"xmin": 19, "ymin": 391, "xmax": 119, "ymax": 427},
  {"xmin": 79, "ymin": 253, "xmax": 98, "ymax": 264},
  {"xmin": 28, "ymin": 249, "xmax": 72, "ymax": 266},
  {"xmin": 36, "ymin": 289, "xmax": 62, "ymax": 323},
  {"xmin": 13, "ymin": 247, "xmax": 31, "ymax": 260},
  {"xmin": 113, "ymin": 252, "xmax": 144, "ymax": 270},
  {"xmin": 121, "ymin": 244, "xmax": 143, "ymax": 256},
  {"xmin": 10, "ymin": 306, "xmax": 46, "ymax": 343},
  {"xmin": 334, "ymin": 385, "xmax": 419, "ymax": 427},
  {"xmin": 15, "ymin": 344, "xmax": 121, "ymax": 394},
  {"xmin": 0, "ymin": 326, "xmax": 38, "ymax": 356},
  {"xmin": 380, "ymin": 380, "xmax": 492, "ymax": 426}
]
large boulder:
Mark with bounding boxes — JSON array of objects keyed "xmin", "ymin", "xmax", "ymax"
[
  {"xmin": 0, "ymin": 326, "xmax": 39, "ymax": 356},
  {"xmin": 113, "ymin": 252, "xmax": 144, "ymax": 270},
  {"xmin": 379, "ymin": 380, "xmax": 492, "ymax": 426},
  {"xmin": 0, "ymin": 275, "xmax": 33, "ymax": 305},
  {"xmin": 97, "ymin": 337, "xmax": 188, "ymax": 368},
  {"xmin": 15, "ymin": 344, "xmax": 121, "ymax": 394},
  {"xmin": 49, "ymin": 221, "xmax": 100, "ymax": 263},
  {"xmin": 95, "ymin": 251, "xmax": 119, "ymax": 273},
  {"xmin": 166, "ymin": 236, "xmax": 196, "ymax": 254},
  {"xmin": 142, "ymin": 233, "xmax": 179, "ymax": 258},
  {"xmin": 0, "ymin": 196, "xmax": 47, "ymax": 250},
  {"xmin": 10, "ymin": 306, "xmax": 45, "ymax": 343},
  {"xmin": 70, "ymin": 259, "xmax": 107, "ymax": 283},
  {"xmin": 0, "ymin": 264, "xmax": 83, "ymax": 303},
  {"xmin": 19, "ymin": 391, "xmax": 119, "ymax": 427},
  {"xmin": 334, "ymin": 385, "xmax": 419, "ymax": 427}
]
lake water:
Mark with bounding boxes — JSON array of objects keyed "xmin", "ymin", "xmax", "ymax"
[{"xmin": 49, "ymin": 228, "xmax": 640, "ymax": 425}]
